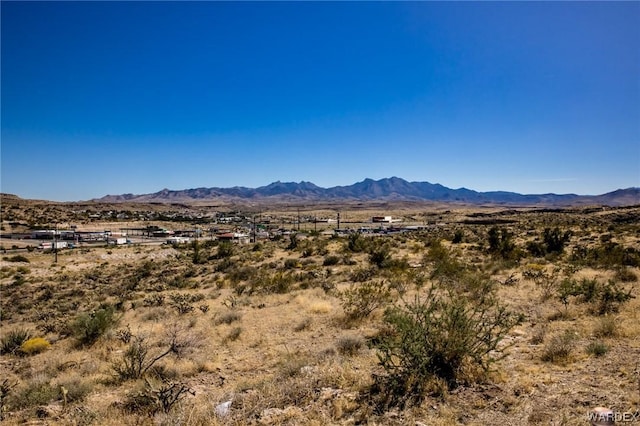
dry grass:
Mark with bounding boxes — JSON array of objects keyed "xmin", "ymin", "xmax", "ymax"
[{"xmin": 1, "ymin": 202, "xmax": 639, "ymax": 424}]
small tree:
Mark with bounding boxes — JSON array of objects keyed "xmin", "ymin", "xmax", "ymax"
[
  {"xmin": 370, "ymin": 284, "xmax": 520, "ymax": 410},
  {"xmin": 543, "ymin": 227, "xmax": 571, "ymax": 254},
  {"xmin": 487, "ymin": 227, "xmax": 516, "ymax": 259}
]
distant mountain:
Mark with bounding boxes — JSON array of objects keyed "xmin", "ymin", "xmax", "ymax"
[{"xmin": 95, "ymin": 177, "xmax": 640, "ymax": 206}]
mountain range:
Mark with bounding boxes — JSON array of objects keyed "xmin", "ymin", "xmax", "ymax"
[{"xmin": 94, "ymin": 177, "xmax": 640, "ymax": 206}]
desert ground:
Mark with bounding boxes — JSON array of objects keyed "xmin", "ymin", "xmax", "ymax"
[{"xmin": 1, "ymin": 197, "xmax": 639, "ymax": 425}]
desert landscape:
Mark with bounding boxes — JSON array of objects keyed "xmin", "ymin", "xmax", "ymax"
[
  {"xmin": 2, "ymin": 2, "xmax": 638, "ymax": 425},
  {"xmin": 1, "ymin": 195, "xmax": 639, "ymax": 425}
]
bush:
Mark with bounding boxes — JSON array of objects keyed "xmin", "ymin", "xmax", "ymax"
[
  {"xmin": 596, "ymin": 280, "xmax": 634, "ymax": 315},
  {"xmin": 20, "ymin": 337, "xmax": 50, "ymax": 355},
  {"xmin": 339, "ymin": 280, "xmax": 393, "ymax": 321},
  {"xmin": 11, "ymin": 380, "xmax": 58, "ymax": 409},
  {"xmin": 424, "ymin": 240, "xmax": 465, "ymax": 281},
  {"xmin": 541, "ymin": 330, "xmax": 576, "ymax": 363},
  {"xmin": 487, "ymin": 227, "xmax": 517, "ymax": 260},
  {"xmin": 113, "ymin": 331, "xmax": 188, "ymax": 381},
  {"xmin": 586, "ymin": 341, "xmax": 609, "ymax": 357},
  {"xmin": 370, "ymin": 285, "xmax": 519, "ymax": 410},
  {"xmin": 336, "ymin": 336, "xmax": 364, "ymax": 356},
  {"xmin": 322, "ymin": 255, "xmax": 340, "ymax": 266},
  {"xmin": 72, "ymin": 305, "xmax": 119, "ymax": 346},
  {"xmin": 4, "ymin": 255, "xmax": 29, "ymax": 263},
  {"xmin": 593, "ymin": 316, "xmax": 619, "ymax": 338},
  {"xmin": 215, "ymin": 311, "xmax": 242, "ymax": 325},
  {"xmin": 346, "ymin": 233, "xmax": 369, "ymax": 253},
  {"xmin": 1, "ymin": 328, "xmax": 31, "ymax": 355},
  {"xmin": 614, "ymin": 267, "xmax": 637, "ymax": 283}
]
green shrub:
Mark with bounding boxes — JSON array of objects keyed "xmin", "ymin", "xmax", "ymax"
[
  {"xmin": 370, "ymin": 285, "xmax": 519, "ymax": 410},
  {"xmin": 424, "ymin": 240, "xmax": 465, "ymax": 281},
  {"xmin": 72, "ymin": 305, "xmax": 118, "ymax": 346},
  {"xmin": 1, "ymin": 328, "xmax": 31, "ymax": 355},
  {"xmin": 487, "ymin": 227, "xmax": 517, "ymax": 260},
  {"xmin": 596, "ymin": 280, "xmax": 634, "ymax": 315},
  {"xmin": 346, "ymin": 233, "xmax": 369, "ymax": 253},
  {"xmin": 339, "ymin": 280, "xmax": 393, "ymax": 321},
  {"xmin": 10, "ymin": 380, "xmax": 57, "ymax": 409},
  {"xmin": 586, "ymin": 341, "xmax": 609, "ymax": 357}
]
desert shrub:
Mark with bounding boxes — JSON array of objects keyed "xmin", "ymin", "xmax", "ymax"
[
  {"xmin": 542, "ymin": 227, "xmax": 571, "ymax": 254},
  {"xmin": 586, "ymin": 341, "xmax": 609, "ymax": 357},
  {"xmin": 113, "ymin": 330, "xmax": 190, "ymax": 381},
  {"xmin": 216, "ymin": 242, "xmax": 234, "ymax": 259},
  {"xmin": 530, "ymin": 326, "xmax": 547, "ymax": 345},
  {"xmin": 115, "ymin": 326, "xmax": 133, "ymax": 344},
  {"xmin": 4, "ymin": 255, "xmax": 29, "ymax": 263},
  {"xmin": 0, "ymin": 379, "xmax": 16, "ymax": 420},
  {"xmin": 322, "ymin": 255, "xmax": 340, "ymax": 266},
  {"xmin": 214, "ymin": 258, "xmax": 235, "ymax": 273},
  {"xmin": 596, "ymin": 281, "xmax": 633, "ymax": 315},
  {"xmin": 1, "ymin": 328, "xmax": 31, "ymax": 355},
  {"xmin": 143, "ymin": 294, "xmax": 165, "ymax": 307},
  {"xmin": 593, "ymin": 316, "xmax": 619, "ymax": 338},
  {"xmin": 57, "ymin": 376, "xmax": 93, "ymax": 404},
  {"xmin": 541, "ymin": 330, "xmax": 576, "ymax": 363},
  {"xmin": 121, "ymin": 379, "xmax": 194, "ymax": 415},
  {"xmin": 72, "ymin": 305, "xmax": 119, "ymax": 346},
  {"xmin": 350, "ymin": 266, "xmax": 377, "ymax": 282},
  {"xmin": 574, "ymin": 278, "xmax": 599, "ymax": 303},
  {"xmin": 336, "ymin": 336, "xmax": 364, "ymax": 356},
  {"xmin": 293, "ymin": 318, "xmax": 312, "ymax": 332},
  {"xmin": 10, "ymin": 380, "xmax": 58, "ymax": 409},
  {"xmin": 215, "ymin": 311, "xmax": 242, "ymax": 325},
  {"xmin": 227, "ymin": 265, "xmax": 257, "ymax": 284},
  {"xmin": 251, "ymin": 271, "xmax": 295, "ymax": 294},
  {"xmin": 368, "ymin": 244, "xmax": 392, "ymax": 268},
  {"xmin": 487, "ymin": 227, "xmax": 517, "ymax": 260},
  {"xmin": 370, "ymin": 285, "xmax": 519, "ymax": 410},
  {"xmin": 169, "ymin": 294, "xmax": 195, "ymax": 314},
  {"xmin": 20, "ymin": 337, "xmax": 50, "ymax": 355},
  {"xmin": 224, "ymin": 327, "xmax": 242, "ymax": 342},
  {"xmin": 424, "ymin": 240, "xmax": 465, "ymax": 281},
  {"xmin": 451, "ymin": 230, "xmax": 464, "ymax": 244},
  {"xmin": 346, "ymin": 232, "xmax": 370, "ymax": 253},
  {"xmin": 339, "ymin": 280, "xmax": 393, "ymax": 321},
  {"xmin": 523, "ymin": 265, "xmax": 558, "ymax": 300},
  {"xmin": 614, "ymin": 267, "xmax": 637, "ymax": 282},
  {"xmin": 571, "ymin": 241, "xmax": 640, "ymax": 268},
  {"xmin": 283, "ymin": 258, "xmax": 299, "ymax": 269}
]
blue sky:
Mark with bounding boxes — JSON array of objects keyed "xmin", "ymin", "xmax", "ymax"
[{"xmin": 2, "ymin": 1, "xmax": 639, "ymax": 201}]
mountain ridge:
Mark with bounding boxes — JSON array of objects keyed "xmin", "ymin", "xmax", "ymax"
[{"xmin": 93, "ymin": 177, "xmax": 640, "ymax": 207}]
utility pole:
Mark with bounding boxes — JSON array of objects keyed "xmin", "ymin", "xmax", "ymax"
[
  {"xmin": 297, "ymin": 208, "xmax": 301, "ymax": 231},
  {"xmin": 337, "ymin": 212, "xmax": 340, "ymax": 230},
  {"xmin": 53, "ymin": 223, "xmax": 58, "ymax": 263},
  {"xmin": 252, "ymin": 214, "xmax": 256, "ymax": 243}
]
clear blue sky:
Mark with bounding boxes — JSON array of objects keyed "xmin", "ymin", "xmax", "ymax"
[{"xmin": 2, "ymin": 1, "xmax": 639, "ymax": 201}]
